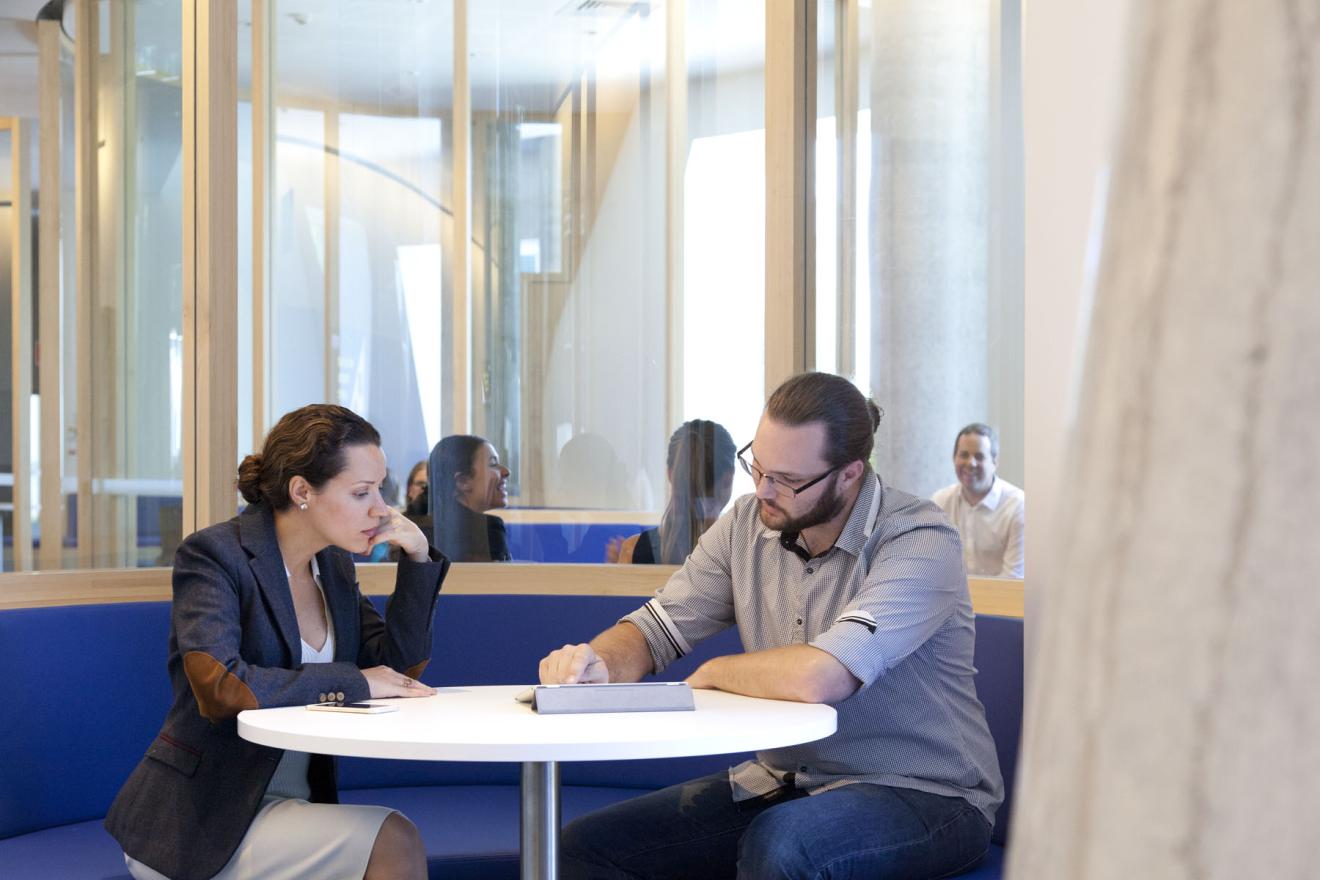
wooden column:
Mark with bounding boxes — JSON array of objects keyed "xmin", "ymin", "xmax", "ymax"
[
  {"xmin": 182, "ymin": 0, "xmax": 238, "ymax": 534},
  {"xmin": 4, "ymin": 118, "xmax": 34, "ymax": 571},
  {"xmin": 765, "ymin": 0, "xmax": 815, "ymax": 393},
  {"xmin": 106, "ymin": 0, "xmax": 133, "ymax": 566},
  {"xmin": 73, "ymin": 0, "xmax": 98, "ymax": 567},
  {"xmin": 37, "ymin": 19, "xmax": 64, "ymax": 570}
]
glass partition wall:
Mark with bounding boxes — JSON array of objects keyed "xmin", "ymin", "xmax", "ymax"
[
  {"xmin": 0, "ymin": 0, "xmax": 1023, "ymax": 573},
  {"xmin": 814, "ymin": 0, "xmax": 1025, "ymax": 499},
  {"xmin": 241, "ymin": 0, "xmax": 768, "ymax": 566},
  {"xmin": 0, "ymin": 122, "xmax": 22, "ymax": 567},
  {"xmin": 4, "ymin": 1, "xmax": 185, "ymax": 571},
  {"xmin": 243, "ymin": 0, "xmax": 456, "ymax": 505}
]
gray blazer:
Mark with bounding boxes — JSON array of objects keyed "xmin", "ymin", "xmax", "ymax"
[{"xmin": 105, "ymin": 503, "xmax": 450, "ymax": 880}]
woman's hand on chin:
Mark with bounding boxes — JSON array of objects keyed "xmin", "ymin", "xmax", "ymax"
[{"xmin": 366, "ymin": 508, "xmax": 431, "ymax": 562}]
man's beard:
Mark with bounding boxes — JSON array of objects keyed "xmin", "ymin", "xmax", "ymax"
[{"xmin": 758, "ymin": 473, "xmax": 847, "ymax": 534}]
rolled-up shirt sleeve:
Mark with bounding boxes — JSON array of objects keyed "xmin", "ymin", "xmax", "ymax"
[
  {"xmin": 622, "ymin": 512, "xmax": 737, "ymax": 675},
  {"xmin": 809, "ymin": 521, "xmax": 965, "ymax": 688}
]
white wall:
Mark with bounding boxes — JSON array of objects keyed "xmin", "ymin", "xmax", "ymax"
[{"xmin": 1023, "ymin": 0, "xmax": 1131, "ymax": 638}]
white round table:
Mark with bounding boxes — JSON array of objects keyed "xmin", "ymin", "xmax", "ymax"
[{"xmin": 239, "ymin": 685, "xmax": 837, "ymax": 880}]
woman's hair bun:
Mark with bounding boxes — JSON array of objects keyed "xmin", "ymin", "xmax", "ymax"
[
  {"xmin": 237, "ymin": 405, "xmax": 381, "ymax": 511},
  {"xmin": 236, "ymin": 453, "xmax": 266, "ymax": 505}
]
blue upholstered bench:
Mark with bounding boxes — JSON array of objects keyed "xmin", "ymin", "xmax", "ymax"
[{"xmin": 0, "ymin": 594, "xmax": 1021, "ymax": 879}]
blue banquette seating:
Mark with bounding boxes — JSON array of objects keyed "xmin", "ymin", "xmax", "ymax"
[{"xmin": 0, "ymin": 594, "xmax": 1022, "ymax": 879}]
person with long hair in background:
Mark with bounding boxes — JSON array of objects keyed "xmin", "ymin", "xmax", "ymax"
[{"xmin": 609, "ymin": 420, "xmax": 736, "ymax": 565}]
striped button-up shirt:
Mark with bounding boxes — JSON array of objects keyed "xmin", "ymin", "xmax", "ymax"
[{"xmin": 624, "ymin": 473, "xmax": 1004, "ymax": 824}]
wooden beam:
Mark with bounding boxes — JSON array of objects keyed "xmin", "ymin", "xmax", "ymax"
[
  {"xmin": 108, "ymin": 0, "xmax": 133, "ymax": 566},
  {"xmin": 765, "ymin": 0, "xmax": 816, "ymax": 392},
  {"xmin": 182, "ymin": 0, "xmax": 238, "ymax": 534},
  {"xmin": 37, "ymin": 20, "xmax": 64, "ymax": 570},
  {"xmin": 6, "ymin": 117, "xmax": 33, "ymax": 570},
  {"xmin": 73, "ymin": 0, "xmax": 98, "ymax": 568},
  {"xmin": 0, "ymin": 565, "xmax": 1025, "ymax": 618}
]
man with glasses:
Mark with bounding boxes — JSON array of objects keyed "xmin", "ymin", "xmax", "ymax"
[{"xmin": 538, "ymin": 371, "xmax": 1002, "ymax": 880}]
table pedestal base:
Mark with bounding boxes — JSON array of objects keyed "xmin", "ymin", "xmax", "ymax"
[{"xmin": 521, "ymin": 760, "xmax": 561, "ymax": 880}]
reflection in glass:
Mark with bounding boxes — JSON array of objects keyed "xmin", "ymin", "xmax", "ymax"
[
  {"xmin": 614, "ymin": 420, "xmax": 736, "ymax": 565},
  {"xmin": 252, "ymin": 0, "xmax": 455, "ymax": 523},
  {"xmin": 53, "ymin": 0, "xmax": 186, "ymax": 569},
  {"xmin": 0, "ymin": 128, "xmax": 15, "ymax": 567},
  {"xmin": 471, "ymin": 1, "xmax": 768, "ymax": 521},
  {"xmin": 59, "ymin": 37, "xmax": 77, "ymax": 561},
  {"xmin": 426, "ymin": 434, "xmax": 511, "ymax": 563},
  {"xmin": 681, "ymin": 5, "xmax": 765, "ymax": 507}
]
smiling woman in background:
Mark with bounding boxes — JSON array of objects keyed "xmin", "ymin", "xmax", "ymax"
[
  {"xmin": 427, "ymin": 434, "xmax": 513, "ymax": 562},
  {"xmin": 105, "ymin": 404, "xmax": 451, "ymax": 880}
]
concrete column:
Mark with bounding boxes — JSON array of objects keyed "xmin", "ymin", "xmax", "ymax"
[
  {"xmin": 868, "ymin": 0, "xmax": 989, "ymax": 497},
  {"xmin": 1011, "ymin": 2, "xmax": 1320, "ymax": 877}
]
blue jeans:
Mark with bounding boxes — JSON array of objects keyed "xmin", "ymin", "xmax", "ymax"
[{"xmin": 562, "ymin": 772, "xmax": 991, "ymax": 880}]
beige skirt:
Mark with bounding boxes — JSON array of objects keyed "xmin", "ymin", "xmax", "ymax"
[{"xmin": 124, "ymin": 795, "xmax": 395, "ymax": 880}]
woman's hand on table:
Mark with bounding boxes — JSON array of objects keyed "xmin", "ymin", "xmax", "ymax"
[
  {"xmin": 363, "ymin": 666, "xmax": 436, "ymax": 698},
  {"xmin": 366, "ymin": 508, "xmax": 431, "ymax": 562}
]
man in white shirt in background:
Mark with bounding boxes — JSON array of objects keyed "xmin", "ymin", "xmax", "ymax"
[{"xmin": 932, "ymin": 423, "xmax": 1025, "ymax": 578}]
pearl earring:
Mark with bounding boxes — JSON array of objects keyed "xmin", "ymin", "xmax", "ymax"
[{"xmin": 299, "ymin": 502, "xmax": 308, "ymax": 511}]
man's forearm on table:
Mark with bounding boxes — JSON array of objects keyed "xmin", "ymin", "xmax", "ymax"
[
  {"xmin": 686, "ymin": 644, "xmax": 859, "ymax": 703},
  {"xmin": 591, "ymin": 621, "xmax": 655, "ymax": 683}
]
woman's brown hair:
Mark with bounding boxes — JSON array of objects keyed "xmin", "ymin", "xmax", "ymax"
[{"xmin": 236, "ymin": 404, "xmax": 381, "ymax": 510}]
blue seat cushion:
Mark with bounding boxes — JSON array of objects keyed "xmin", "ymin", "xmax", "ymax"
[
  {"xmin": 0, "ymin": 603, "xmax": 173, "ymax": 840},
  {"xmin": 971, "ymin": 616, "xmax": 1024, "ymax": 846},
  {"xmin": 342, "ymin": 784, "xmax": 652, "ymax": 880},
  {"xmin": 0, "ymin": 819, "xmax": 133, "ymax": 880}
]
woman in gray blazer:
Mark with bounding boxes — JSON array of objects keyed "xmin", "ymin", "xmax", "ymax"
[{"xmin": 106, "ymin": 404, "xmax": 451, "ymax": 880}]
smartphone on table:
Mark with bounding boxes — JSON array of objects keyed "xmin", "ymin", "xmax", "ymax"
[{"xmin": 306, "ymin": 701, "xmax": 398, "ymax": 714}]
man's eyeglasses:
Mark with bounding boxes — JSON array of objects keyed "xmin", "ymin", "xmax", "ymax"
[{"xmin": 737, "ymin": 441, "xmax": 840, "ymax": 498}]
